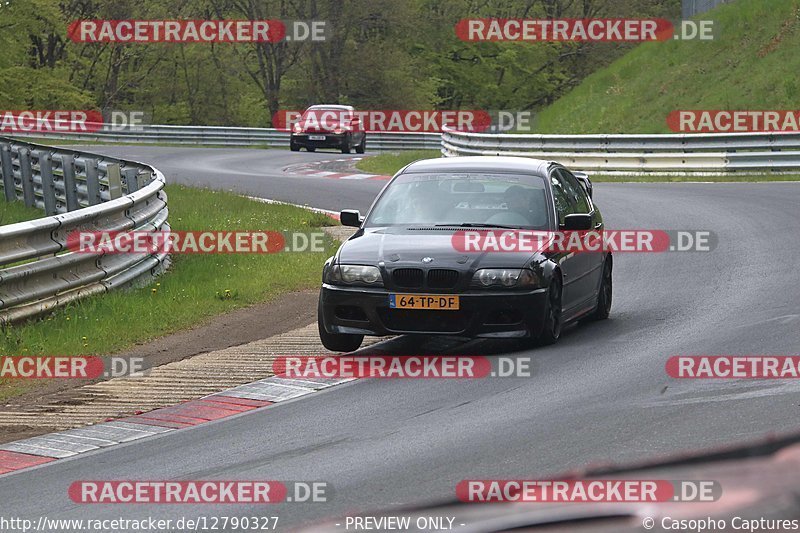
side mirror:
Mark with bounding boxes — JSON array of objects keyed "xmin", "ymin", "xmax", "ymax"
[
  {"xmin": 340, "ymin": 209, "xmax": 362, "ymax": 227},
  {"xmin": 562, "ymin": 213, "xmax": 592, "ymax": 231}
]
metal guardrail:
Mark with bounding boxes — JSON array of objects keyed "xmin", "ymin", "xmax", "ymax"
[
  {"xmin": 440, "ymin": 128, "xmax": 800, "ymax": 175},
  {"xmin": 0, "ymin": 137, "xmax": 169, "ymax": 324},
  {"xmin": 12, "ymin": 124, "xmax": 443, "ymax": 151}
]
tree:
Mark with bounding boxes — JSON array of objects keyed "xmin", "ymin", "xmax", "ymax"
[{"xmin": 211, "ymin": 0, "xmax": 309, "ymax": 121}]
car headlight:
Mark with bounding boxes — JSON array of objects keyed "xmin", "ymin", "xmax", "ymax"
[
  {"xmin": 471, "ymin": 268, "xmax": 539, "ymax": 289},
  {"xmin": 328, "ymin": 264, "xmax": 383, "ymax": 286}
]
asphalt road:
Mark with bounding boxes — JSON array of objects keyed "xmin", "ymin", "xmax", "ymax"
[
  {"xmin": 71, "ymin": 145, "xmax": 385, "ymax": 212},
  {"xmin": 3, "ymin": 147, "xmax": 800, "ymax": 531}
]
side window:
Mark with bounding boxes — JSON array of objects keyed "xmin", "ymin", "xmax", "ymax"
[
  {"xmin": 557, "ymin": 169, "xmax": 591, "ymax": 214},
  {"xmin": 550, "ymin": 172, "xmax": 574, "ymax": 225}
]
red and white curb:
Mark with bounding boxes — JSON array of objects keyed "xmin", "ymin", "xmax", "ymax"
[
  {"xmin": 246, "ymin": 196, "xmax": 341, "ymax": 221},
  {"xmin": 0, "ymin": 199, "xmax": 365, "ymax": 477},
  {"xmin": 0, "ymin": 374, "xmax": 354, "ymax": 474},
  {"xmin": 283, "ymin": 158, "xmax": 390, "ymax": 181}
]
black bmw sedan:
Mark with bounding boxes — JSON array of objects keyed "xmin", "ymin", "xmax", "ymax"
[{"xmin": 317, "ymin": 156, "xmax": 612, "ymax": 352}]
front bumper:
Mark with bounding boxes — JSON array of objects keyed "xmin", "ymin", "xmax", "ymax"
[
  {"xmin": 291, "ymin": 133, "xmax": 347, "ymax": 149},
  {"xmin": 319, "ymin": 284, "xmax": 548, "ymax": 338}
]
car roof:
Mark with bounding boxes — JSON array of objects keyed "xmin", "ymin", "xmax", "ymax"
[
  {"xmin": 306, "ymin": 104, "xmax": 354, "ymax": 111},
  {"xmin": 401, "ymin": 156, "xmax": 554, "ymax": 177}
]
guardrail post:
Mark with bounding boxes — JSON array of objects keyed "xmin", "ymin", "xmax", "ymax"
[
  {"xmin": 139, "ymin": 169, "xmax": 153, "ymax": 188},
  {"xmin": 121, "ymin": 167, "xmax": 140, "ymax": 193},
  {"xmin": 84, "ymin": 158, "xmax": 102, "ymax": 205},
  {"xmin": 18, "ymin": 147, "xmax": 35, "ymax": 208},
  {"xmin": 106, "ymin": 163, "xmax": 123, "ymax": 200},
  {"xmin": 0, "ymin": 143, "xmax": 14, "ymax": 202},
  {"xmin": 34, "ymin": 149, "xmax": 57, "ymax": 215},
  {"xmin": 60, "ymin": 154, "xmax": 79, "ymax": 212}
]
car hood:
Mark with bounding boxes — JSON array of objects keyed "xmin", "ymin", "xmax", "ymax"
[
  {"xmin": 300, "ymin": 431, "xmax": 800, "ymax": 533},
  {"xmin": 301, "ymin": 123, "xmax": 344, "ymax": 133},
  {"xmin": 299, "ymin": 114, "xmax": 349, "ymax": 133},
  {"xmin": 337, "ymin": 227, "xmax": 540, "ymax": 269}
]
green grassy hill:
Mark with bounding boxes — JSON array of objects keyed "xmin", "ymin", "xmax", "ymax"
[{"xmin": 536, "ymin": 0, "xmax": 800, "ymax": 133}]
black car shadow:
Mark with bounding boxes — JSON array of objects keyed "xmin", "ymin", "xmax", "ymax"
[{"xmin": 349, "ymin": 321, "xmax": 592, "ymax": 357}]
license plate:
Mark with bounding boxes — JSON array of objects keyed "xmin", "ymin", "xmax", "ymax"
[
  {"xmin": 389, "ymin": 294, "xmax": 460, "ymax": 310},
  {"xmin": 308, "ymin": 135, "xmax": 325, "ymax": 140}
]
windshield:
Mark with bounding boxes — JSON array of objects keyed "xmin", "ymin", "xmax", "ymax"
[
  {"xmin": 302, "ymin": 107, "xmax": 350, "ymax": 118},
  {"xmin": 365, "ymin": 173, "xmax": 550, "ymax": 228}
]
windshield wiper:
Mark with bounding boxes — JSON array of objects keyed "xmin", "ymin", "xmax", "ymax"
[{"xmin": 434, "ymin": 223, "xmax": 520, "ymax": 229}]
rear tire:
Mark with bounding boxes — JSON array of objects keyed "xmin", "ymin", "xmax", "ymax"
[
  {"xmin": 355, "ymin": 136, "xmax": 366, "ymax": 154},
  {"xmin": 290, "ymin": 142, "xmax": 300, "ymax": 152},
  {"xmin": 591, "ymin": 258, "xmax": 612, "ymax": 320},
  {"xmin": 317, "ymin": 293, "xmax": 364, "ymax": 352},
  {"xmin": 307, "ymin": 146, "xmax": 316, "ymax": 152},
  {"xmin": 537, "ymin": 276, "xmax": 563, "ymax": 345}
]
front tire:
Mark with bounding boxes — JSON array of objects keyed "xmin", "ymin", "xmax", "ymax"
[
  {"xmin": 355, "ymin": 135, "xmax": 366, "ymax": 154},
  {"xmin": 318, "ymin": 293, "xmax": 364, "ymax": 352},
  {"xmin": 591, "ymin": 258, "xmax": 612, "ymax": 320},
  {"xmin": 307, "ymin": 146, "xmax": 316, "ymax": 152},
  {"xmin": 341, "ymin": 135, "xmax": 352, "ymax": 154},
  {"xmin": 537, "ymin": 276, "xmax": 563, "ymax": 345},
  {"xmin": 290, "ymin": 142, "xmax": 300, "ymax": 152}
]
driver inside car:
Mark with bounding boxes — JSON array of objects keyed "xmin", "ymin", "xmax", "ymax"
[{"xmin": 485, "ymin": 185, "xmax": 535, "ymax": 227}]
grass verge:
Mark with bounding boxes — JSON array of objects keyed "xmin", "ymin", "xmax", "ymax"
[
  {"xmin": 355, "ymin": 150, "xmax": 440, "ymax": 175},
  {"xmin": 0, "ymin": 200, "xmax": 47, "ymax": 225},
  {"xmin": 0, "ymin": 184, "xmax": 338, "ymax": 399},
  {"xmin": 536, "ymin": 0, "xmax": 800, "ymax": 133}
]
